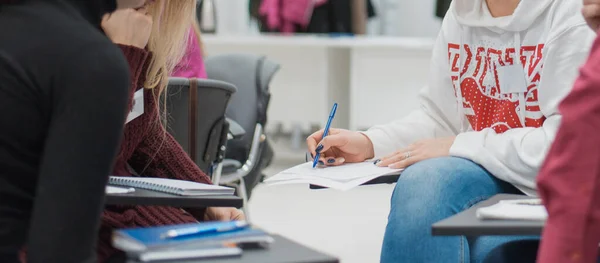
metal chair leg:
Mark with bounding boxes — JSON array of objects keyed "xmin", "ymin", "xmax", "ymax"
[
  {"xmin": 291, "ymin": 122, "xmax": 303, "ymax": 150},
  {"xmin": 237, "ymin": 177, "xmax": 250, "ymax": 221},
  {"xmin": 212, "ymin": 162, "xmax": 223, "ymax": 185}
]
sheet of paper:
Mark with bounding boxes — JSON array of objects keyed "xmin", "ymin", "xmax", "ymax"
[
  {"xmin": 126, "ymin": 89, "xmax": 144, "ymax": 124},
  {"xmin": 106, "ymin": 186, "xmax": 135, "ymax": 194},
  {"xmin": 264, "ymin": 162, "xmax": 402, "ymax": 191},
  {"xmin": 476, "ymin": 199, "xmax": 547, "ymax": 221}
]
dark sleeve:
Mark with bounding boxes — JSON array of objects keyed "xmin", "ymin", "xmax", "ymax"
[
  {"xmin": 537, "ymin": 36, "xmax": 600, "ymax": 263},
  {"xmin": 26, "ymin": 45, "xmax": 130, "ymax": 263}
]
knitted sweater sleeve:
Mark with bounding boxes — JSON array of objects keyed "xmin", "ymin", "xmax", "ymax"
[
  {"xmin": 121, "ymin": 44, "xmax": 212, "ymax": 219},
  {"xmin": 115, "ymin": 43, "xmax": 208, "ymax": 184},
  {"xmin": 127, "ymin": 83, "xmax": 212, "ymax": 185},
  {"xmin": 129, "ymin": 113, "xmax": 212, "ymax": 185}
]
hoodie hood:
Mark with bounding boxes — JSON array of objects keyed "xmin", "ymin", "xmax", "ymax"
[{"xmin": 452, "ymin": 0, "xmax": 554, "ymax": 32}]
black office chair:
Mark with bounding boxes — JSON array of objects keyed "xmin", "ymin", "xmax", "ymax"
[
  {"xmin": 205, "ymin": 54, "xmax": 280, "ymax": 213},
  {"xmin": 163, "ymin": 77, "xmax": 237, "ymax": 175}
]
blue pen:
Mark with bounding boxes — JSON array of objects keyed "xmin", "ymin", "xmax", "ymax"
[
  {"xmin": 160, "ymin": 221, "xmax": 249, "ymax": 239},
  {"xmin": 313, "ymin": 103, "xmax": 338, "ymax": 168}
]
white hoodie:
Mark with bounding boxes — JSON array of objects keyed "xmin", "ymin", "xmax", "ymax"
[{"xmin": 363, "ymin": 0, "xmax": 595, "ymax": 196}]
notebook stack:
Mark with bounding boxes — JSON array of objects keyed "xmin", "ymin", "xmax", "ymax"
[{"xmin": 113, "ymin": 221, "xmax": 273, "ymax": 262}]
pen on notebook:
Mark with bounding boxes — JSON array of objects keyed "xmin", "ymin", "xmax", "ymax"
[
  {"xmin": 160, "ymin": 221, "xmax": 249, "ymax": 239},
  {"xmin": 313, "ymin": 103, "xmax": 338, "ymax": 168}
]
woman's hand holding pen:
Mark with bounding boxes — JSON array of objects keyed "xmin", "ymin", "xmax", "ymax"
[{"xmin": 306, "ymin": 128, "xmax": 375, "ymax": 166}]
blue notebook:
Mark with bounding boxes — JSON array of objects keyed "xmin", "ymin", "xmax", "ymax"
[{"xmin": 113, "ymin": 221, "xmax": 274, "ymax": 252}]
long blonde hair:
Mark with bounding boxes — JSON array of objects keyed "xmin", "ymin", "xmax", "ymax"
[{"xmin": 144, "ymin": 0, "xmax": 196, "ymax": 94}]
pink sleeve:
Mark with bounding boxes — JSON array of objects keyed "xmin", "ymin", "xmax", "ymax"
[
  {"xmin": 537, "ymin": 35, "xmax": 600, "ymax": 263},
  {"xmin": 172, "ymin": 28, "xmax": 207, "ymax": 79}
]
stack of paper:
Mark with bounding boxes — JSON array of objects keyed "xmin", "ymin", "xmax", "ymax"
[
  {"xmin": 264, "ymin": 162, "xmax": 403, "ymax": 191},
  {"xmin": 476, "ymin": 199, "xmax": 547, "ymax": 221}
]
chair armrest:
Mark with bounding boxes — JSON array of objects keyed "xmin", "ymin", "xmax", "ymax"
[
  {"xmin": 226, "ymin": 118, "xmax": 245, "ymax": 140},
  {"xmin": 168, "ymin": 77, "xmax": 237, "ymax": 94}
]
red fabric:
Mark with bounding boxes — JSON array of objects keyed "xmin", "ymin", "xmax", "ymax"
[
  {"xmin": 98, "ymin": 45, "xmax": 212, "ymax": 262},
  {"xmin": 448, "ymin": 43, "xmax": 547, "ymax": 133},
  {"xmin": 259, "ymin": 0, "xmax": 327, "ymax": 33},
  {"xmin": 536, "ymin": 34, "xmax": 600, "ymax": 263}
]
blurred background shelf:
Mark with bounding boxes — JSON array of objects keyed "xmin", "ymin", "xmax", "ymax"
[{"xmin": 204, "ymin": 35, "xmax": 435, "ymax": 136}]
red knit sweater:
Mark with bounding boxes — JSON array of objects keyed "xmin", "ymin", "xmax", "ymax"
[{"xmin": 97, "ymin": 45, "xmax": 212, "ymax": 261}]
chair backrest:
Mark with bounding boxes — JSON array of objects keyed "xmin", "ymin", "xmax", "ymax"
[
  {"xmin": 205, "ymin": 54, "xmax": 280, "ymax": 163},
  {"xmin": 163, "ymin": 77, "xmax": 237, "ymax": 173}
]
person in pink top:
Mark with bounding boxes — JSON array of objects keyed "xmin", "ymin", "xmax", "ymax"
[{"xmin": 172, "ymin": 22, "xmax": 207, "ymax": 78}]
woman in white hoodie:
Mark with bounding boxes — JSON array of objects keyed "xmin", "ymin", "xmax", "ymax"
[{"xmin": 306, "ymin": 0, "xmax": 595, "ymax": 262}]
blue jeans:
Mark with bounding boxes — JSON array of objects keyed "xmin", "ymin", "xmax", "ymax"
[{"xmin": 380, "ymin": 157, "xmax": 533, "ymax": 263}]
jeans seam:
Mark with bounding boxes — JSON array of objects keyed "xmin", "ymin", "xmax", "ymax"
[{"xmin": 460, "ymin": 236, "xmax": 464, "ymax": 263}]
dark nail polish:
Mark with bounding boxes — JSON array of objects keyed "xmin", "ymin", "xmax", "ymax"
[
  {"xmin": 327, "ymin": 158, "xmax": 335, "ymax": 164},
  {"xmin": 316, "ymin": 144, "xmax": 324, "ymax": 153},
  {"xmin": 318, "ymin": 161, "xmax": 325, "ymax": 165},
  {"xmin": 373, "ymin": 159, "xmax": 381, "ymax": 165}
]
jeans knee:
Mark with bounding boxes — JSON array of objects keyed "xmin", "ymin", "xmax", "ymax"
[
  {"xmin": 393, "ymin": 157, "xmax": 467, "ymax": 200},
  {"xmin": 389, "ymin": 157, "xmax": 495, "ymax": 218}
]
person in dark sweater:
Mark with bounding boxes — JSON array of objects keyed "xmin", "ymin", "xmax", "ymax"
[
  {"xmin": 0, "ymin": 0, "xmax": 149, "ymax": 262},
  {"xmin": 98, "ymin": 1, "xmax": 244, "ymax": 261}
]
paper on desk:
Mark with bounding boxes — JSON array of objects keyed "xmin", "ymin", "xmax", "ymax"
[
  {"xmin": 264, "ymin": 162, "xmax": 402, "ymax": 191},
  {"xmin": 106, "ymin": 185, "xmax": 135, "ymax": 194},
  {"xmin": 476, "ymin": 199, "xmax": 547, "ymax": 221}
]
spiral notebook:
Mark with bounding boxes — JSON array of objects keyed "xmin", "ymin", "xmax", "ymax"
[{"xmin": 109, "ymin": 176, "xmax": 235, "ymax": 196}]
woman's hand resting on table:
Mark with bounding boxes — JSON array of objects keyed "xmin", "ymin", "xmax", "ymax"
[
  {"xmin": 306, "ymin": 128, "xmax": 375, "ymax": 166},
  {"xmin": 204, "ymin": 207, "xmax": 245, "ymax": 221},
  {"xmin": 101, "ymin": 7, "xmax": 153, "ymax": 48},
  {"xmin": 376, "ymin": 137, "xmax": 455, "ymax": 169}
]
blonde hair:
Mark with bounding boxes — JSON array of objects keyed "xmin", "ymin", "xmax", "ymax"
[
  {"xmin": 139, "ymin": 0, "xmax": 196, "ymax": 172},
  {"xmin": 144, "ymin": 0, "xmax": 196, "ymax": 94}
]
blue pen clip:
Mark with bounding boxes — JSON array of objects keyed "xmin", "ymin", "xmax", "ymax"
[
  {"xmin": 313, "ymin": 103, "xmax": 338, "ymax": 168},
  {"xmin": 161, "ymin": 221, "xmax": 249, "ymax": 239}
]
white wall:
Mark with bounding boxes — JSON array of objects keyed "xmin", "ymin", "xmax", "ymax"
[
  {"xmin": 212, "ymin": 0, "xmax": 254, "ymax": 35},
  {"xmin": 368, "ymin": 0, "xmax": 442, "ymax": 37}
]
